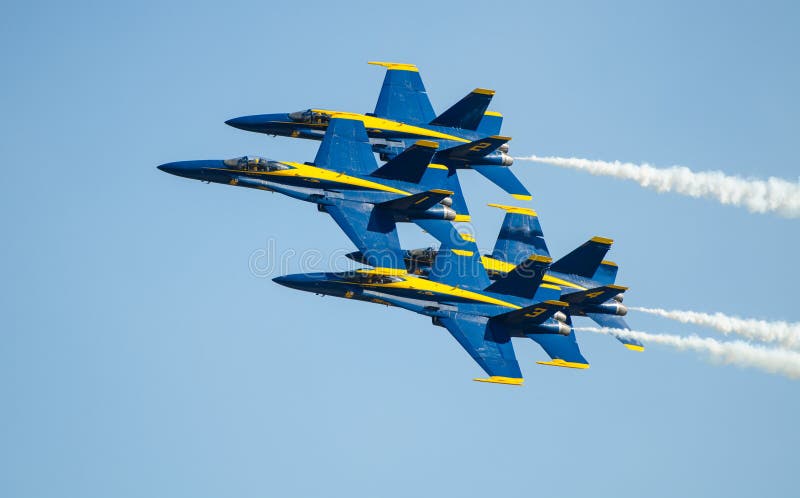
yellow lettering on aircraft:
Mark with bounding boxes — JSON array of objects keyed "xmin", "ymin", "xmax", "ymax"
[
  {"xmin": 585, "ymin": 290, "xmax": 605, "ymax": 299},
  {"xmin": 469, "ymin": 142, "xmax": 493, "ymax": 152},
  {"xmin": 524, "ymin": 307, "xmax": 547, "ymax": 318}
]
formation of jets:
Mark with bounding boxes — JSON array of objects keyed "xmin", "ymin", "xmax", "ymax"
[{"xmin": 159, "ymin": 62, "xmax": 642, "ymax": 385}]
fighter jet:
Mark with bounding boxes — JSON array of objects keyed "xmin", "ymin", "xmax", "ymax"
[
  {"xmin": 274, "ymin": 225, "xmax": 591, "ymax": 385},
  {"xmin": 346, "ymin": 203, "xmax": 644, "ymax": 351},
  {"xmin": 224, "ymin": 61, "xmax": 530, "ymax": 200},
  {"xmin": 158, "ymin": 118, "xmax": 473, "ymax": 270}
]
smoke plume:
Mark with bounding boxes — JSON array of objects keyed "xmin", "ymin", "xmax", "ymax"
[
  {"xmin": 631, "ymin": 307, "xmax": 800, "ymax": 350},
  {"xmin": 578, "ymin": 326, "xmax": 800, "ymax": 379},
  {"xmin": 517, "ymin": 155, "xmax": 800, "ymax": 218}
]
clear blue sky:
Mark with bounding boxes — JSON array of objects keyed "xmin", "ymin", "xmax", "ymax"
[{"xmin": 2, "ymin": 1, "xmax": 798, "ymax": 497}]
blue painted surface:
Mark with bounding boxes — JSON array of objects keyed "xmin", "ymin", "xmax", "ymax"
[{"xmin": 2, "ymin": 2, "xmax": 798, "ymax": 497}]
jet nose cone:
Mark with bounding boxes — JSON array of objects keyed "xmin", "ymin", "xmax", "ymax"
[
  {"xmin": 272, "ymin": 273, "xmax": 325, "ymax": 292},
  {"xmin": 272, "ymin": 275, "xmax": 291, "ymax": 287},
  {"xmin": 225, "ymin": 113, "xmax": 289, "ymax": 133},
  {"xmin": 157, "ymin": 161, "xmax": 184, "ymax": 176},
  {"xmin": 224, "ymin": 117, "xmax": 245, "ymax": 129},
  {"xmin": 157, "ymin": 160, "xmax": 222, "ymax": 181}
]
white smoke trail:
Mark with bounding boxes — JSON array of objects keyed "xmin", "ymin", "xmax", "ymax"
[
  {"xmin": 631, "ymin": 306, "xmax": 800, "ymax": 350},
  {"xmin": 578, "ymin": 326, "xmax": 800, "ymax": 379},
  {"xmin": 517, "ymin": 155, "xmax": 800, "ymax": 218}
]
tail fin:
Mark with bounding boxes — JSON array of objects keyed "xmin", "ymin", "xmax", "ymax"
[
  {"xmin": 421, "ymin": 222, "xmax": 490, "ymax": 290},
  {"xmin": 484, "ymin": 254, "xmax": 554, "ymax": 300},
  {"xmin": 592, "ymin": 260, "xmax": 619, "ymax": 285},
  {"xmin": 550, "ymin": 236, "xmax": 614, "ymax": 278},
  {"xmin": 488, "ymin": 203, "xmax": 550, "ymax": 264},
  {"xmin": 369, "ymin": 61, "xmax": 435, "ymax": 125},
  {"xmin": 370, "ymin": 140, "xmax": 438, "ymax": 183},
  {"xmin": 476, "ymin": 111, "xmax": 503, "ymax": 135},
  {"xmin": 429, "ymin": 88, "xmax": 494, "ymax": 130}
]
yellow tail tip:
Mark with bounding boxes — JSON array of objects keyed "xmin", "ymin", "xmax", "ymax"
[
  {"xmin": 624, "ymin": 344, "xmax": 645, "ymax": 352},
  {"xmin": 487, "ymin": 203, "xmax": 537, "ymax": 216},
  {"xmin": 473, "ymin": 376, "xmax": 524, "ymax": 385},
  {"xmin": 367, "ymin": 61, "xmax": 419, "ymax": 72}
]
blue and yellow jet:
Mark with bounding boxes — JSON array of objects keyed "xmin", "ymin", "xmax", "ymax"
[
  {"xmin": 274, "ymin": 224, "xmax": 591, "ymax": 385},
  {"xmin": 158, "ymin": 118, "xmax": 476, "ymax": 270},
  {"xmin": 346, "ymin": 203, "xmax": 644, "ymax": 351},
  {"xmin": 224, "ymin": 61, "xmax": 530, "ymax": 200}
]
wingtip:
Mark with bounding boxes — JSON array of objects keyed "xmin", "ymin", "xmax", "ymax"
[
  {"xmin": 624, "ymin": 344, "xmax": 645, "ymax": 352},
  {"xmin": 537, "ymin": 360, "xmax": 590, "ymax": 369},
  {"xmin": 487, "ymin": 203, "xmax": 537, "ymax": 216},
  {"xmin": 473, "ymin": 376, "xmax": 524, "ymax": 386}
]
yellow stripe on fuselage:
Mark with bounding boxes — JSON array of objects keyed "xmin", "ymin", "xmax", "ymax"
[
  {"xmin": 480, "ymin": 256, "xmax": 588, "ymax": 290},
  {"xmin": 312, "ymin": 109, "xmax": 470, "ymax": 143},
  {"xmin": 362, "ymin": 274, "xmax": 522, "ymax": 310},
  {"xmin": 250, "ymin": 161, "xmax": 411, "ymax": 195}
]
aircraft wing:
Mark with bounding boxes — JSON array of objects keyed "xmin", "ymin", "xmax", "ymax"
[
  {"xmin": 438, "ymin": 313, "xmax": 524, "ymax": 385},
  {"xmin": 369, "ymin": 61, "xmax": 436, "ymax": 125},
  {"xmin": 321, "ymin": 199, "xmax": 406, "ymax": 271},
  {"xmin": 313, "ymin": 118, "xmax": 377, "ymax": 176}
]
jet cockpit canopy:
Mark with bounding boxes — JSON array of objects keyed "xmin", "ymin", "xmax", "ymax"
[
  {"xmin": 288, "ymin": 109, "xmax": 331, "ymax": 125},
  {"xmin": 222, "ymin": 156, "xmax": 290, "ymax": 172}
]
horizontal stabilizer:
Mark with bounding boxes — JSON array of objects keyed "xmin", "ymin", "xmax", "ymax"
[
  {"xmin": 378, "ymin": 189, "xmax": 453, "ymax": 212},
  {"xmin": 437, "ymin": 135, "xmax": 511, "ymax": 161},
  {"xmin": 313, "ymin": 118, "xmax": 377, "ymax": 175},
  {"xmin": 530, "ymin": 315, "xmax": 589, "ymax": 367},
  {"xmin": 473, "ymin": 164, "xmax": 531, "ymax": 199},
  {"xmin": 488, "ymin": 203, "xmax": 549, "ymax": 263},
  {"xmin": 429, "ymin": 88, "xmax": 495, "ymax": 130},
  {"xmin": 531, "ymin": 338, "xmax": 589, "ymax": 368},
  {"xmin": 490, "ymin": 300, "xmax": 568, "ymax": 329},
  {"xmin": 477, "ymin": 111, "xmax": 503, "ymax": 136},
  {"xmin": 484, "ymin": 254, "xmax": 554, "ymax": 300},
  {"xmin": 370, "ymin": 140, "xmax": 439, "ymax": 183},
  {"xmin": 550, "ymin": 236, "xmax": 614, "ymax": 278},
  {"xmin": 369, "ymin": 61, "xmax": 435, "ymax": 125},
  {"xmin": 561, "ymin": 284, "xmax": 628, "ymax": 306},
  {"xmin": 587, "ymin": 313, "xmax": 644, "ymax": 351}
]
